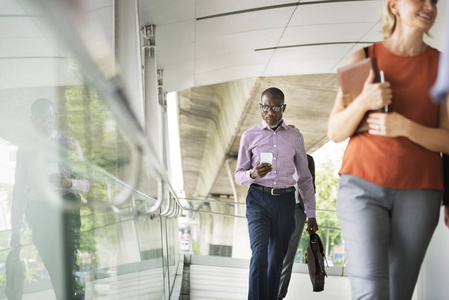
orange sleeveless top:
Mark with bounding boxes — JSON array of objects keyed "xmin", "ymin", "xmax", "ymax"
[{"xmin": 339, "ymin": 42, "xmax": 443, "ymax": 190}]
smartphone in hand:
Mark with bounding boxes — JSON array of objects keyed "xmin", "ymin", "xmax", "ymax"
[{"xmin": 260, "ymin": 153, "xmax": 273, "ymax": 165}]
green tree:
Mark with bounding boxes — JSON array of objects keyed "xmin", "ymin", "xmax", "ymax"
[{"xmin": 62, "ymin": 85, "xmax": 121, "ymax": 273}]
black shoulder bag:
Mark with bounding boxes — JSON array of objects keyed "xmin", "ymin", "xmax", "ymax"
[{"xmin": 306, "ymin": 232, "xmax": 327, "ymax": 292}]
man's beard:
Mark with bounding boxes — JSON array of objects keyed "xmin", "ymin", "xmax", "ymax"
[{"xmin": 268, "ymin": 119, "xmax": 282, "ymax": 129}]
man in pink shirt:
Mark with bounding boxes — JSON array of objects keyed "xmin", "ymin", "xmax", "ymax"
[{"xmin": 235, "ymin": 87, "xmax": 318, "ymax": 300}]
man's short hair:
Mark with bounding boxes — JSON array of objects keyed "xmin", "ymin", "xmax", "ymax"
[
  {"xmin": 31, "ymin": 98, "xmax": 55, "ymax": 115},
  {"xmin": 261, "ymin": 87, "xmax": 284, "ymax": 104}
]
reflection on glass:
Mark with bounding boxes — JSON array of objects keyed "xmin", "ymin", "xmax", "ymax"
[
  {"xmin": 9, "ymin": 98, "xmax": 90, "ymax": 300},
  {"xmin": 0, "ymin": 84, "xmax": 174, "ymax": 299}
]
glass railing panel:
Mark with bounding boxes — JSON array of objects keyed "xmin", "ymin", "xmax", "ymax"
[
  {"xmin": 166, "ymin": 218, "xmax": 179, "ymax": 292},
  {"xmin": 0, "ymin": 81, "xmax": 169, "ymax": 300},
  {"xmin": 180, "ymin": 197, "xmax": 242, "ymax": 218},
  {"xmin": 178, "ymin": 192, "xmax": 345, "ymax": 267},
  {"xmin": 178, "ymin": 197, "xmax": 245, "ymax": 258}
]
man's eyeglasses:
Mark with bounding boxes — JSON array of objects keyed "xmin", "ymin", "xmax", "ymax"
[
  {"xmin": 31, "ymin": 114, "xmax": 56, "ymax": 123},
  {"xmin": 260, "ymin": 104, "xmax": 285, "ymax": 112}
]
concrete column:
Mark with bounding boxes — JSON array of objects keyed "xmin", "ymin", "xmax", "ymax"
[
  {"xmin": 113, "ymin": 0, "xmax": 144, "ymax": 265},
  {"xmin": 198, "ymin": 214, "xmax": 212, "ymax": 255},
  {"xmin": 114, "ymin": 0, "xmax": 145, "ymax": 127},
  {"xmin": 142, "ymin": 26, "xmax": 167, "ymax": 169},
  {"xmin": 195, "ymin": 78, "xmax": 258, "ymax": 196}
]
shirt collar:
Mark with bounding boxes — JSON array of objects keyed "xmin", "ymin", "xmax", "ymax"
[{"xmin": 259, "ymin": 120, "xmax": 286, "ymax": 131}]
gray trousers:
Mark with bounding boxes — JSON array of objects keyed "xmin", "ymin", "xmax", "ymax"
[
  {"xmin": 278, "ymin": 203, "xmax": 307, "ymax": 299},
  {"xmin": 337, "ymin": 175, "xmax": 442, "ymax": 300}
]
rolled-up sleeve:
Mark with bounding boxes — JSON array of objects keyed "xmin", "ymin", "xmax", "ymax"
[{"xmin": 234, "ymin": 132, "xmax": 256, "ymax": 186}]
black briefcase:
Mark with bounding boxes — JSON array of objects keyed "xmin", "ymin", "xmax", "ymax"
[{"xmin": 306, "ymin": 232, "xmax": 327, "ymax": 292}]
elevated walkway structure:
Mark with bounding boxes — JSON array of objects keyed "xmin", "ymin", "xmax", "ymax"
[{"xmin": 1, "ymin": 1, "xmax": 449, "ymax": 300}]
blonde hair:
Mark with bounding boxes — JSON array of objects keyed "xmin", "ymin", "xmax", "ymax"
[
  {"xmin": 381, "ymin": 0, "xmax": 431, "ymax": 38},
  {"xmin": 381, "ymin": 1, "xmax": 396, "ymax": 38}
]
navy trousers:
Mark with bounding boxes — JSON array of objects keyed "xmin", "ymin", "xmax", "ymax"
[{"xmin": 246, "ymin": 187, "xmax": 296, "ymax": 300}]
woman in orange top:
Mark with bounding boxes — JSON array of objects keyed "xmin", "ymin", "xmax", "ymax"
[{"xmin": 328, "ymin": 0, "xmax": 449, "ymax": 299}]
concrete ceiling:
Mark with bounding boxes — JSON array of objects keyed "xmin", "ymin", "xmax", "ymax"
[{"xmin": 1, "ymin": 0, "xmax": 448, "ymax": 200}]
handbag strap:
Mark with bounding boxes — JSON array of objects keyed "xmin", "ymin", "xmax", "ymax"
[{"xmin": 363, "ymin": 46, "xmax": 369, "ymax": 58}]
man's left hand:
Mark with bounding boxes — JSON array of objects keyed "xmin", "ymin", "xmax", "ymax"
[{"xmin": 306, "ymin": 218, "xmax": 319, "ymax": 234}]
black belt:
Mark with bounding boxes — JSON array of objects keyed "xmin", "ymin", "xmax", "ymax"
[{"xmin": 250, "ymin": 184, "xmax": 295, "ymax": 196}]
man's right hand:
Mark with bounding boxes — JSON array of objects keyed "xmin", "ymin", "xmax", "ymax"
[
  {"xmin": 250, "ymin": 162, "xmax": 273, "ymax": 179},
  {"xmin": 10, "ymin": 233, "xmax": 20, "ymax": 248}
]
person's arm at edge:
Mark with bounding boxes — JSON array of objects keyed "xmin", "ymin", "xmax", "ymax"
[{"xmin": 234, "ymin": 132, "xmax": 256, "ymax": 186}]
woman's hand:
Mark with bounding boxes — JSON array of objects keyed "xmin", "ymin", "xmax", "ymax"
[
  {"xmin": 328, "ymin": 49, "xmax": 393, "ymax": 142},
  {"xmin": 356, "ymin": 69, "xmax": 393, "ymax": 112},
  {"xmin": 366, "ymin": 112, "xmax": 409, "ymax": 137}
]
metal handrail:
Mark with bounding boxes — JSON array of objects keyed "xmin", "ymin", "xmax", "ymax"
[
  {"xmin": 160, "ymin": 190, "xmax": 172, "ymax": 216},
  {"xmin": 165, "ymin": 194, "xmax": 180, "ymax": 218},
  {"xmin": 141, "ymin": 178, "xmax": 165, "ymax": 215},
  {"xmin": 180, "ymin": 197, "xmax": 246, "ymax": 205},
  {"xmin": 111, "ymin": 195, "xmax": 140, "ymax": 219}
]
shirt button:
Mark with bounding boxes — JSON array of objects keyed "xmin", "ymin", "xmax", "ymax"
[
  {"xmin": 274, "ymin": 182, "xmax": 277, "ymax": 185},
  {"xmin": 274, "ymin": 132, "xmax": 276, "ymax": 135},
  {"xmin": 274, "ymin": 157, "xmax": 276, "ymax": 160},
  {"xmin": 274, "ymin": 171, "xmax": 277, "ymax": 174},
  {"xmin": 274, "ymin": 145, "xmax": 277, "ymax": 147}
]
